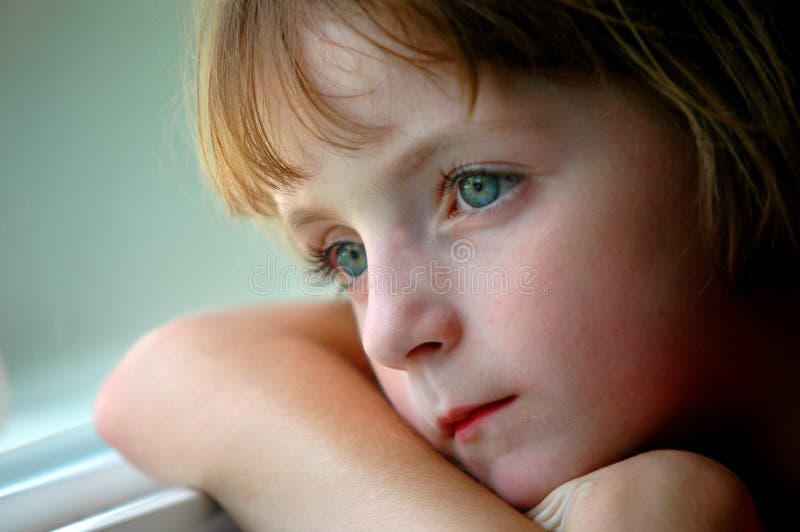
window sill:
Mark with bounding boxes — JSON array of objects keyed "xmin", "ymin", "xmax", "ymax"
[{"xmin": 0, "ymin": 423, "xmax": 237, "ymax": 531}]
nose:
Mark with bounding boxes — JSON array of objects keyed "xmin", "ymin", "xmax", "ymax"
[
  {"xmin": 358, "ymin": 234, "xmax": 463, "ymax": 368},
  {"xmin": 361, "ymin": 292, "xmax": 463, "ymax": 369},
  {"xmin": 357, "ymin": 226, "xmax": 464, "ymax": 368}
]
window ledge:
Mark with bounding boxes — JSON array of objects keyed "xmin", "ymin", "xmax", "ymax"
[{"xmin": 0, "ymin": 423, "xmax": 237, "ymax": 531}]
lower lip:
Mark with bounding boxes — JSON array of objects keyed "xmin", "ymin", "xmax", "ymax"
[{"xmin": 453, "ymin": 396, "xmax": 517, "ymax": 443}]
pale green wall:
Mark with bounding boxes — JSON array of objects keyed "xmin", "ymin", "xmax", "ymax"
[{"xmin": 0, "ymin": 0, "xmax": 308, "ymax": 450}]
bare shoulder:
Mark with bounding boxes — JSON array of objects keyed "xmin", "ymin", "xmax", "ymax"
[{"xmin": 565, "ymin": 450, "xmax": 762, "ymax": 531}]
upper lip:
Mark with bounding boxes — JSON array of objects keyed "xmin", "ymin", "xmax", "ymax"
[{"xmin": 436, "ymin": 396, "xmax": 517, "ymax": 437}]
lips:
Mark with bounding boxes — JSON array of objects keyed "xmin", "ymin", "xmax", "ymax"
[{"xmin": 437, "ymin": 396, "xmax": 517, "ymax": 440}]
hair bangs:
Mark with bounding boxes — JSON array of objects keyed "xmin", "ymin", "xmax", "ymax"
[{"xmin": 194, "ymin": 0, "xmax": 799, "ymax": 285}]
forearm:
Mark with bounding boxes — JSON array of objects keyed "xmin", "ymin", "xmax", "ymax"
[
  {"xmin": 94, "ymin": 306, "xmax": 539, "ymax": 530},
  {"xmin": 208, "ymin": 336, "xmax": 537, "ymax": 530}
]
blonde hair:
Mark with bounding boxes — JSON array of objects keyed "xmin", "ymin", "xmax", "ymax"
[{"xmin": 194, "ymin": 0, "xmax": 799, "ymax": 284}]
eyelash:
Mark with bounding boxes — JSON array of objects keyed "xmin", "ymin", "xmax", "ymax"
[
  {"xmin": 439, "ymin": 164, "xmax": 526, "ymax": 218},
  {"xmin": 304, "ymin": 165, "xmax": 527, "ymax": 289},
  {"xmin": 305, "ymin": 241, "xmax": 351, "ymax": 291}
]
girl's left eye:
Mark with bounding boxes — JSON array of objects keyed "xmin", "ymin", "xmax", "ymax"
[
  {"xmin": 334, "ymin": 242, "xmax": 367, "ymax": 277},
  {"xmin": 443, "ymin": 166, "xmax": 525, "ymax": 215},
  {"xmin": 305, "ymin": 240, "xmax": 367, "ymax": 292}
]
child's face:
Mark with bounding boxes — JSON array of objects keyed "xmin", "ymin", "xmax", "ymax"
[{"xmin": 275, "ymin": 26, "xmax": 738, "ymax": 508}]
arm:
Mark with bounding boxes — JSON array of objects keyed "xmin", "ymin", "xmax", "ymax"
[{"xmin": 93, "ymin": 300, "xmax": 540, "ymax": 531}]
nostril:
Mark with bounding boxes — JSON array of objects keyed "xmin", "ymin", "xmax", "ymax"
[{"xmin": 407, "ymin": 341, "xmax": 442, "ymax": 358}]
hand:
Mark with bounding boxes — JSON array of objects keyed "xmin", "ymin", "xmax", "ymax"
[{"xmin": 527, "ymin": 450, "xmax": 762, "ymax": 531}]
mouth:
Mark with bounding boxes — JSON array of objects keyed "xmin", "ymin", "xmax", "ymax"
[{"xmin": 438, "ymin": 396, "xmax": 517, "ymax": 442}]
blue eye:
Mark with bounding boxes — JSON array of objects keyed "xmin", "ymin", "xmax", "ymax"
[
  {"xmin": 335, "ymin": 242, "xmax": 367, "ymax": 278},
  {"xmin": 306, "ymin": 240, "xmax": 368, "ymax": 291},
  {"xmin": 458, "ymin": 174, "xmax": 501, "ymax": 208},
  {"xmin": 446, "ymin": 168, "xmax": 525, "ymax": 213}
]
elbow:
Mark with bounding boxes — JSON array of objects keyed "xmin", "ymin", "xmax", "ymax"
[{"xmin": 93, "ymin": 315, "xmax": 212, "ymax": 483}]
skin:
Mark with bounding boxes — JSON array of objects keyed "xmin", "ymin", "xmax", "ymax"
[
  {"xmin": 94, "ymin": 301, "xmax": 760, "ymax": 530},
  {"xmin": 274, "ymin": 23, "xmax": 752, "ymax": 509},
  {"xmin": 94, "ymin": 16, "xmax": 799, "ymax": 531},
  {"xmin": 96, "ymin": 303, "xmax": 543, "ymax": 531}
]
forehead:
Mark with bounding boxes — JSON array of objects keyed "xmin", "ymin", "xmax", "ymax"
[
  {"xmin": 271, "ymin": 16, "xmax": 464, "ymax": 179},
  {"xmin": 272, "ymin": 19, "xmax": 673, "ymax": 236}
]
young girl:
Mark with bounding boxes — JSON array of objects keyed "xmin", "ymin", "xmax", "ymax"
[{"xmin": 94, "ymin": 0, "xmax": 799, "ymax": 529}]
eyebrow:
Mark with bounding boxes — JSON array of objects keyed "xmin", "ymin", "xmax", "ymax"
[
  {"xmin": 286, "ymin": 207, "xmax": 339, "ymax": 236},
  {"xmin": 382, "ymin": 139, "xmax": 442, "ymax": 190},
  {"xmin": 285, "ymin": 137, "xmax": 446, "ymax": 235},
  {"xmin": 284, "ymin": 121, "xmax": 517, "ymax": 235}
]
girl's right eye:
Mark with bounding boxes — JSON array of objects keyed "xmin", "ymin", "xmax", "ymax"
[{"xmin": 307, "ymin": 241, "xmax": 368, "ymax": 288}]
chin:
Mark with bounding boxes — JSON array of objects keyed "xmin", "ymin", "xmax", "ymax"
[
  {"xmin": 480, "ymin": 452, "xmax": 563, "ymax": 510},
  {"xmin": 487, "ymin": 473, "xmax": 548, "ymax": 510},
  {"xmin": 482, "ymin": 443, "xmax": 607, "ymax": 510}
]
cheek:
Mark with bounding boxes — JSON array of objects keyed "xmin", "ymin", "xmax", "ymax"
[{"xmin": 477, "ymin": 170, "xmax": 715, "ymax": 423}]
